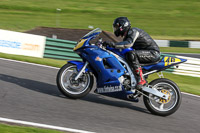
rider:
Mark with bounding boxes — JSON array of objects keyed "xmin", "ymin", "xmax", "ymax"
[{"xmin": 103, "ymin": 17, "xmax": 160, "ymax": 90}]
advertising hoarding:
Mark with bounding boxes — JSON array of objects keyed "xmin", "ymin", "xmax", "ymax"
[{"xmin": 0, "ymin": 29, "xmax": 46, "ymax": 58}]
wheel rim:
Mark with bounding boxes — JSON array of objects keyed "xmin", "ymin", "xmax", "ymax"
[
  {"xmin": 60, "ymin": 65, "xmax": 90, "ymax": 95},
  {"xmin": 149, "ymin": 82, "xmax": 178, "ymax": 112}
]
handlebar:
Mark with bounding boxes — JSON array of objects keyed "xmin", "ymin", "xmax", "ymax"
[{"xmin": 95, "ymin": 38, "xmax": 103, "ymax": 46}]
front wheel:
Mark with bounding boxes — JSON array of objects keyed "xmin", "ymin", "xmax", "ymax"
[
  {"xmin": 56, "ymin": 63, "xmax": 94, "ymax": 99},
  {"xmin": 143, "ymin": 78, "xmax": 182, "ymax": 116}
]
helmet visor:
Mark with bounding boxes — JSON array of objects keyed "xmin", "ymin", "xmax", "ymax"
[
  {"xmin": 113, "ymin": 25, "xmax": 119, "ymax": 33},
  {"xmin": 113, "ymin": 25, "xmax": 121, "ymax": 37}
]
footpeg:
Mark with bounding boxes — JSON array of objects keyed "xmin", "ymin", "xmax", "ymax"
[{"xmin": 127, "ymin": 94, "xmax": 139, "ymax": 102}]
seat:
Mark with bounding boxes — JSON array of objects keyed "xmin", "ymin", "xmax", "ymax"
[
  {"xmin": 140, "ymin": 55, "xmax": 164, "ymax": 66},
  {"xmin": 140, "ymin": 60, "xmax": 160, "ymax": 66}
]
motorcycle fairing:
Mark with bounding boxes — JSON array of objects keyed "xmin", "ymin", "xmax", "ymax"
[
  {"xmin": 106, "ymin": 47, "xmax": 133, "ymax": 58},
  {"xmin": 95, "ymin": 88, "xmax": 139, "ymax": 102},
  {"xmin": 79, "ymin": 47, "xmax": 126, "ymax": 88},
  {"xmin": 142, "ymin": 56, "xmax": 187, "ymax": 71}
]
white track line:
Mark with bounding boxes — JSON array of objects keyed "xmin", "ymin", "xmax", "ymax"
[
  {"xmin": 0, "ymin": 57, "xmax": 199, "ymax": 98},
  {"xmin": 0, "ymin": 117, "xmax": 95, "ymax": 133},
  {"xmin": 0, "ymin": 57, "xmax": 59, "ymax": 69},
  {"xmin": 181, "ymin": 92, "xmax": 200, "ymax": 98}
]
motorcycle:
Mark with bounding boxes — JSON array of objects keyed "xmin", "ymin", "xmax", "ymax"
[{"xmin": 56, "ymin": 28, "xmax": 187, "ymax": 116}]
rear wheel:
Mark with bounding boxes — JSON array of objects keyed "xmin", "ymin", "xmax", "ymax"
[
  {"xmin": 143, "ymin": 78, "xmax": 182, "ymax": 116},
  {"xmin": 56, "ymin": 63, "xmax": 94, "ymax": 99}
]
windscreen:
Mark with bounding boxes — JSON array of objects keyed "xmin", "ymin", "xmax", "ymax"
[{"xmin": 82, "ymin": 28, "xmax": 102, "ymax": 39}]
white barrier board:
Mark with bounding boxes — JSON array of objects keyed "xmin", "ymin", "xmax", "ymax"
[
  {"xmin": 155, "ymin": 40, "xmax": 169, "ymax": 47},
  {"xmin": 0, "ymin": 29, "xmax": 46, "ymax": 58}
]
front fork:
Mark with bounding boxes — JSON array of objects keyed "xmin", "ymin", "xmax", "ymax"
[{"xmin": 74, "ymin": 62, "xmax": 89, "ymax": 80}]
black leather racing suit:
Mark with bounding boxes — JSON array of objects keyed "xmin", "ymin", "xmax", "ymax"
[{"xmin": 114, "ymin": 27, "xmax": 160, "ymax": 69}]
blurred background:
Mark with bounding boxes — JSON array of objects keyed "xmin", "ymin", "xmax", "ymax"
[{"xmin": 0, "ymin": 0, "xmax": 199, "ymax": 40}]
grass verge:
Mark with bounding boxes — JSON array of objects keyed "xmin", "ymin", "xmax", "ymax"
[
  {"xmin": 160, "ymin": 47, "xmax": 200, "ymax": 54},
  {"xmin": 0, "ymin": 123, "xmax": 66, "ymax": 133},
  {"xmin": 0, "ymin": 52, "xmax": 199, "ymax": 96},
  {"xmin": 0, "ymin": 52, "xmax": 66, "ymax": 68},
  {"xmin": 0, "ymin": 0, "xmax": 200, "ymax": 39}
]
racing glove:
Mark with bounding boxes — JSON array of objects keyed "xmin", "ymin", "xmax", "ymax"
[{"xmin": 102, "ymin": 41, "xmax": 115, "ymax": 48}]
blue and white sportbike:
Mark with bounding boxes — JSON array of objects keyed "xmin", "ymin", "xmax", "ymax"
[{"xmin": 56, "ymin": 28, "xmax": 187, "ymax": 116}]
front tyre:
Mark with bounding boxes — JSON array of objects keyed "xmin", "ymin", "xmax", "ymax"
[
  {"xmin": 143, "ymin": 78, "xmax": 182, "ymax": 116},
  {"xmin": 56, "ymin": 63, "xmax": 94, "ymax": 99}
]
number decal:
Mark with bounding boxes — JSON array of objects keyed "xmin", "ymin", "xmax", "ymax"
[{"xmin": 164, "ymin": 57, "xmax": 181, "ymax": 66}]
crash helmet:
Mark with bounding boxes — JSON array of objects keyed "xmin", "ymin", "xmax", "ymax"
[{"xmin": 113, "ymin": 17, "xmax": 131, "ymax": 37}]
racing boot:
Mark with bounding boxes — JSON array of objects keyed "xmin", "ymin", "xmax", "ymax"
[{"xmin": 135, "ymin": 67, "xmax": 146, "ymax": 90}]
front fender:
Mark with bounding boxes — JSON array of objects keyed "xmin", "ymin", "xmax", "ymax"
[{"xmin": 68, "ymin": 61, "xmax": 89, "ymax": 72}]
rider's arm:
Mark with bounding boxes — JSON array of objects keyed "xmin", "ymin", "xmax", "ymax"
[{"xmin": 115, "ymin": 29, "xmax": 139, "ymax": 49}]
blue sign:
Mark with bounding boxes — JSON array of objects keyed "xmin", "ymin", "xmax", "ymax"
[{"xmin": 0, "ymin": 40, "xmax": 21, "ymax": 49}]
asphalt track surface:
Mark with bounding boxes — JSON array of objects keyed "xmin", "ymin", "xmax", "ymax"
[{"xmin": 0, "ymin": 58, "xmax": 200, "ymax": 133}]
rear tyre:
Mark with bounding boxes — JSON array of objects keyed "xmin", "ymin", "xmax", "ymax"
[
  {"xmin": 56, "ymin": 63, "xmax": 94, "ymax": 99},
  {"xmin": 143, "ymin": 78, "xmax": 182, "ymax": 116}
]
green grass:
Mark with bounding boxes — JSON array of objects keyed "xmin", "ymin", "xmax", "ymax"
[
  {"xmin": 160, "ymin": 47, "xmax": 200, "ymax": 54},
  {"xmin": 0, "ymin": 123, "xmax": 66, "ymax": 133},
  {"xmin": 0, "ymin": 0, "xmax": 200, "ymax": 40},
  {"xmin": 0, "ymin": 52, "xmax": 66, "ymax": 68},
  {"xmin": 1, "ymin": 52, "xmax": 200, "ymax": 96}
]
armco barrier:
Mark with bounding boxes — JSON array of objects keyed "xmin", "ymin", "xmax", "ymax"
[
  {"xmin": 44, "ymin": 38, "xmax": 200, "ymax": 77},
  {"xmin": 44, "ymin": 38, "xmax": 81, "ymax": 61}
]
